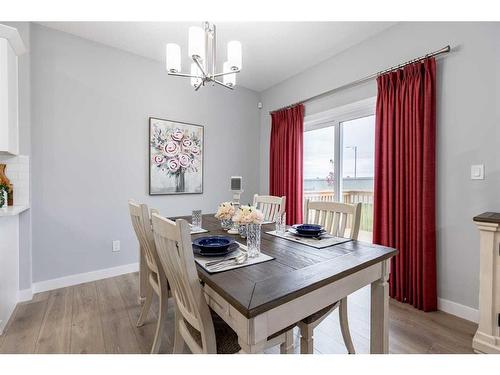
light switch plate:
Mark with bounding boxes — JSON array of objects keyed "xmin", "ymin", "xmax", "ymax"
[
  {"xmin": 471, "ymin": 164, "xmax": 484, "ymax": 180},
  {"xmin": 112, "ymin": 240, "xmax": 120, "ymax": 252}
]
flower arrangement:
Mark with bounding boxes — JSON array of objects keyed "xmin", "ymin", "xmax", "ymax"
[
  {"xmin": 232, "ymin": 205, "xmax": 264, "ymax": 225},
  {"xmin": 0, "ymin": 183, "xmax": 10, "ymax": 208},
  {"xmin": 214, "ymin": 202, "xmax": 236, "ymax": 221},
  {"xmin": 150, "ymin": 126, "xmax": 202, "ymax": 177}
]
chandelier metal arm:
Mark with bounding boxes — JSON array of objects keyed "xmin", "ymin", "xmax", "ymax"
[
  {"xmin": 168, "ymin": 72, "xmax": 203, "ymax": 78},
  {"xmin": 168, "ymin": 72, "xmax": 235, "ymax": 90},
  {"xmin": 212, "ymin": 78, "xmax": 234, "ymax": 90},
  {"xmin": 193, "ymin": 55, "xmax": 208, "ymax": 78},
  {"xmin": 212, "ymin": 69, "xmax": 241, "ymax": 78}
]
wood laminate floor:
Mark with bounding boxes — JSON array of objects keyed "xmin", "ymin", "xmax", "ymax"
[{"xmin": 0, "ymin": 272, "xmax": 477, "ymax": 354}]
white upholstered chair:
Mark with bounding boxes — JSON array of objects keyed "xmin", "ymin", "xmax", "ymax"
[
  {"xmin": 253, "ymin": 194, "xmax": 286, "ymax": 223},
  {"xmin": 128, "ymin": 200, "xmax": 170, "ymax": 353},
  {"xmin": 298, "ymin": 199, "xmax": 362, "ymax": 354},
  {"xmin": 151, "ymin": 213, "xmax": 295, "ymax": 354}
]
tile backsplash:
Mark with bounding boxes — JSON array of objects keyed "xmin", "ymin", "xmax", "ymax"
[{"xmin": 0, "ymin": 154, "xmax": 30, "ymax": 207}]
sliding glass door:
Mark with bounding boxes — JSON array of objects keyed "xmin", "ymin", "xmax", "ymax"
[
  {"xmin": 303, "ymin": 99, "xmax": 375, "ymax": 242},
  {"xmin": 340, "ymin": 115, "xmax": 375, "ymax": 242},
  {"xmin": 303, "ymin": 124, "xmax": 335, "ymax": 202}
]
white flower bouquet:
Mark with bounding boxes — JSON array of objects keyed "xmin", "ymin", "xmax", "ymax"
[
  {"xmin": 232, "ymin": 205, "xmax": 264, "ymax": 225},
  {"xmin": 214, "ymin": 202, "xmax": 236, "ymax": 221}
]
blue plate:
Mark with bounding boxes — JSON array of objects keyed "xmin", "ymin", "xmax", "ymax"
[
  {"xmin": 293, "ymin": 224, "xmax": 323, "ymax": 235},
  {"xmin": 288, "ymin": 227, "xmax": 326, "ymax": 238},
  {"xmin": 193, "ymin": 242, "xmax": 239, "ymax": 257},
  {"xmin": 192, "ymin": 236, "xmax": 235, "ymax": 253}
]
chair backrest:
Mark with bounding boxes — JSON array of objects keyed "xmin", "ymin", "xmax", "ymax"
[
  {"xmin": 253, "ymin": 194, "xmax": 286, "ymax": 222},
  {"xmin": 128, "ymin": 200, "xmax": 160, "ymax": 274},
  {"xmin": 304, "ymin": 199, "xmax": 362, "ymax": 240},
  {"xmin": 151, "ymin": 213, "xmax": 217, "ymax": 353}
]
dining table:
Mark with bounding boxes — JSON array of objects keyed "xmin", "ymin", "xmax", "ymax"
[{"xmin": 139, "ymin": 214, "xmax": 398, "ymax": 354}]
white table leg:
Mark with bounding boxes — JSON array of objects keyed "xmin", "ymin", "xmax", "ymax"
[
  {"xmin": 280, "ymin": 330, "xmax": 295, "ymax": 354},
  {"xmin": 238, "ymin": 339, "xmax": 267, "ymax": 354},
  {"xmin": 139, "ymin": 246, "xmax": 147, "ymax": 304},
  {"xmin": 370, "ymin": 260, "xmax": 389, "ymax": 354}
]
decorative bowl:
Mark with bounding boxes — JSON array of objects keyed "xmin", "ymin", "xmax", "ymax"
[
  {"xmin": 193, "ymin": 242, "xmax": 239, "ymax": 257},
  {"xmin": 293, "ymin": 224, "xmax": 323, "ymax": 235},
  {"xmin": 192, "ymin": 236, "xmax": 235, "ymax": 253}
]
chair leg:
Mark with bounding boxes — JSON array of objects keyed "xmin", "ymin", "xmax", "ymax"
[
  {"xmin": 280, "ymin": 329, "xmax": 295, "ymax": 354},
  {"xmin": 298, "ymin": 322, "xmax": 314, "ymax": 354},
  {"xmin": 173, "ymin": 309, "xmax": 186, "ymax": 354},
  {"xmin": 150, "ymin": 290, "xmax": 168, "ymax": 353},
  {"xmin": 339, "ymin": 297, "xmax": 355, "ymax": 354},
  {"xmin": 136, "ymin": 283, "xmax": 153, "ymax": 327}
]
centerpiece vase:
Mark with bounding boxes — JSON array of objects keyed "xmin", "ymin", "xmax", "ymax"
[
  {"xmin": 246, "ymin": 223, "xmax": 262, "ymax": 258},
  {"xmin": 175, "ymin": 170, "xmax": 185, "ymax": 192},
  {"xmin": 221, "ymin": 219, "xmax": 233, "ymax": 230},
  {"xmin": 238, "ymin": 224, "xmax": 247, "ymax": 238},
  {"xmin": 227, "ymin": 202, "xmax": 240, "ymax": 235}
]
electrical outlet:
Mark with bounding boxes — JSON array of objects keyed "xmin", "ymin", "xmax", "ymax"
[
  {"xmin": 112, "ymin": 240, "xmax": 120, "ymax": 252},
  {"xmin": 471, "ymin": 164, "xmax": 484, "ymax": 180}
]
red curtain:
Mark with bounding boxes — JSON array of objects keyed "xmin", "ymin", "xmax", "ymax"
[
  {"xmin": 269, "ymin": 104, "xmax": 305, "ymax": 225},
  {"xmin": 373, "ymin": 58, "xmax": 437, "ymax": 311}
]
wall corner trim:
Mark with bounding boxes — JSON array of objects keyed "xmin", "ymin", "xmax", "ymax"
[
  {"xmin": 438, "ymin": 297, "xmax": 479, "ymax": 323},
  {"xmin": 17, "ymin": 288, "xmax": 33, "ymax": 303}
]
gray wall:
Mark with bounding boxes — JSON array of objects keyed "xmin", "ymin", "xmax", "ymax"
[
  {"xmin": 259, "ymin": 22, "xmax": 500, "ymax": 310},
  {"xmin": 31, "ymin": 24, "xmax": 261, "ymax": 282},
  {"xmin": 4, "ymin": 22, "xmax": 32, "ymax": 291}
]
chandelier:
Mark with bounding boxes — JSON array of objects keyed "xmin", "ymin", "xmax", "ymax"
[{"xmin": 166, "ymin": 22, "xmax": 242, "ymax": 91}]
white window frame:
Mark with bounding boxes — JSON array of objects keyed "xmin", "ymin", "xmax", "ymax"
[{"xmin": 303, "ymin": 97, "xmax": 376, "ymax": 202}]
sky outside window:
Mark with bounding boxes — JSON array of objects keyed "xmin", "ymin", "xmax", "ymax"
[
  {"xmin": 303, "ymin": 126, "xmax": 334, "ymax": 180},
  {"xmin": 342, "ymin": 115, "xmax": 375, "ymax": 178},
  {"xmin": 303, "ymin": 115, "xmax": 375, "ymax": 181}
]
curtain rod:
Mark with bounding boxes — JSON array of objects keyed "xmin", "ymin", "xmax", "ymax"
[{"xmin": 269, "ymin": 45, "xmax": 451, "ymax": 114}]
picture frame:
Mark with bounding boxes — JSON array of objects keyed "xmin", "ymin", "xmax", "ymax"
[{"xmin": 149, "ymin": 117, "xmax": 204, "ymax": 195}]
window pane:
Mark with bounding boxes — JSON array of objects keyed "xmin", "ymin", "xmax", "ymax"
[
  {"xmin": 303, "ymin": 125, "xmax": 335, "ymax": 202},
  {"xmin": 341, "ymin": 115, "xmax": 375, "ymax": 243}
]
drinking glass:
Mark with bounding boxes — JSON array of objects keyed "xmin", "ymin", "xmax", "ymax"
[
  {"xmin": 276, "ymin": 212, "xmax": 287, "ymax": 235},
  {"xmin": 246, "ymin": 223, "xmax": 262, "ymax": 258},
  {"xmin": 192, "ymin": 210, "xmax": 202, "ymax": 230}
]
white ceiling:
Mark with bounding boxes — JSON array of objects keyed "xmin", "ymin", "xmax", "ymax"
[{"xmin": 38, "ymin": 22, "xmax": 396, "ymax": 92}]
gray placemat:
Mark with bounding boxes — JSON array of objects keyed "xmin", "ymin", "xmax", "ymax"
[
  {"xmin": 195, "ymin": 243, "xmax": 274, "ymax": 273},
  {"xmin": 266, "ymin": 230, "xmax": 352, "ymax": 249}
]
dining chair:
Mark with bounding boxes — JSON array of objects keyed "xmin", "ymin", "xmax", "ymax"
[
  {"xmin": 253, "ymin": 194, "xmax": 286, "ymax": 223},
  {"xmin": 128, "ymin": 200, "xmax": 170, "ymax": 353},
  {"xmin": 151, "ymin": 213, "xmax": 295, "ymax": 354},
  {"xmin": 298, "ymin": 199, "xmax": 362, "ymax": 354}
]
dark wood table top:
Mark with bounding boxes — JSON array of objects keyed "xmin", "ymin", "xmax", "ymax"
[
  {"xmin": 173, "ymin": 214, "xmax": 397, "ymax": 319},
  {"xmin": 473, "ymin": 212, "xmax": 500, "ymax": 224}
]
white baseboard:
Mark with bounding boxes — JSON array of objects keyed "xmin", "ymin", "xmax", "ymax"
[
  {"xmin": 31, "ymin": 262, "xmax": 139, "ymax": 294},
  {"xmin": 17, "ymin": 288, "xmax": 33, "ymax": 302},
  {"xmin": 438, "ymin": 297, "xmax": 479, "ymax": 323}
]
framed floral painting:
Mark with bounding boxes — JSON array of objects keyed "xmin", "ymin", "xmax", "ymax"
[{"xmin": 149, "ymin": 117, "xmax": 203, "ymax": 195}]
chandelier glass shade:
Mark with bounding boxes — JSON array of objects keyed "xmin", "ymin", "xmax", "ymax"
[
  {"xmin": 166, "ymin": 43, "xmax": 181, "ymax": 73},
  {"xmin": 165, "ymin": 22, "xmax": 242, "ymax": 91}
]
